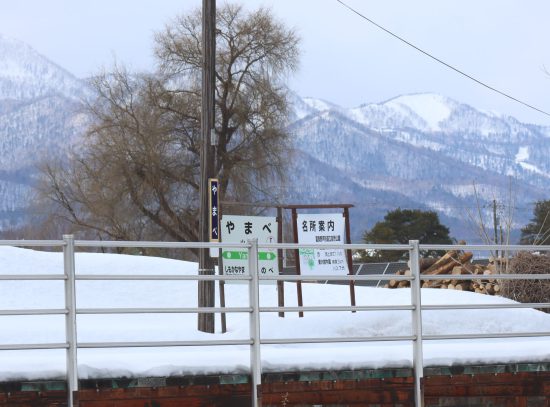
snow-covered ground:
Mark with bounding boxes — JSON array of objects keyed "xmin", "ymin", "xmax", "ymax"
[{"xmin": 1, "ymin": 246, "xmax": 549, "ymax": 382}]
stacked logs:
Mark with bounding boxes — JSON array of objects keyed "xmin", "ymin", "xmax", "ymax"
[{"xmin": 384, "ymin": 249, "xmax": 502, "ymax": 295}]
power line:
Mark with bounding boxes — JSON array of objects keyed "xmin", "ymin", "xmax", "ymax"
[{"xmin": 335, "ymin": 0, "xmax": 550, "ymax": 118}]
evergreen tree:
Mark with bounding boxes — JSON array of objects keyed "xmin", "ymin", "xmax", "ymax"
[
  {"xmin": 361, "ymin": 208, "xmax": 452, "ymax": 262},
  {"xmin": 520, "ymin": 200, "xmax": 550, "ymax": 244}
]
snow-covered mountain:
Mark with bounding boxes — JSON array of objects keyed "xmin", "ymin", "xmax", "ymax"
[
  {"xmin": 0, "ymin": 35, "xmax": 548, "ymax": 242},
  {"xmin": 0, "ymin": 35, "xmax": 84, "ymax": 101},
  {"xmin": 287, "ymin": 92, "xmax": 550, "ymax": 241},
  {"xmin": 0, "ymin": 35, "xmax": 87, "ymax": 229}
]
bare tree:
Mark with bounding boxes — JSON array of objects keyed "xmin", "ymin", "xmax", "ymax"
[
  {"xmin": 466, "ymin": 179, "xmax": 516, "ymax": 273},
  {"xmin": 40, "ymin": 4, "xmax": 299, "ymax": 252}
]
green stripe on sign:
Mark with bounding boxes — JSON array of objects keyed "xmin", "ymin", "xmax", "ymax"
[
  {"xmin": 258, "ymin": 251, "xmax": 276, "ymax": 261},
  {"xmin": 222, "ymin": 251, "xmax": 248, "ymax": 260},
  {"xmin": 222, "ymin": 251, "xmax": 276, "ymax": 261}
]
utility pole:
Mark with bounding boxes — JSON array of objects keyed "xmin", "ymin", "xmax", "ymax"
[{"xmin": 198, "ymin": 0, "xmax": 216, "ymax": 333}]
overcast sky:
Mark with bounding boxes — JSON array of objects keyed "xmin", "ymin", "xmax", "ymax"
[{"xmin": 2, "ymin": 0, "xmax": 550, "ymax": 125}]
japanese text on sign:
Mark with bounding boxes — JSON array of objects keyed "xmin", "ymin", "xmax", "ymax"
[
  {"xmin": 297, "ymin": 213, "xmax": 348, "ymax": 275},
  {"xmin": 208, "ymin": 179, "xmax": 219, "ymax": 242},
  {"xmin": 221, "ymin": 215, "xmax": 278, "ymax": 278}
]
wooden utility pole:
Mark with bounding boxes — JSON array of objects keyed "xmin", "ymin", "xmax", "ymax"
[{"xmin": 198, "ymin": 0, "xmax": 216, "ymax": 333}]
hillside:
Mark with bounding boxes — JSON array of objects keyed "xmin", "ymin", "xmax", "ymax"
[
  {"xmin": 0, "ymin": 35, "xmax": 86, "ymax": 229},
  {"xmin": 287, "ymin": 93, "xmax": 550, "ymax": 240},
  {"xmin": 0, "ymin": 36, "xmax": 549, "ymax": 241}
]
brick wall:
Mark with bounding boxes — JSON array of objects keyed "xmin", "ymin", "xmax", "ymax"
[{"xmin": 1, "ymin": 371, "xmax": 548, "ymax": 406}]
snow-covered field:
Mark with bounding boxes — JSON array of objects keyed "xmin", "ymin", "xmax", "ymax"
[{"xmin": 1, "ymin": 246, "xmax": 549, "ymax": 382}]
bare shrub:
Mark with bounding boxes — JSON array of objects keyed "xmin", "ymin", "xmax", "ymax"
[{"xmin": 500, "ymin": 252, "xmax": 550, "ymax": 312}]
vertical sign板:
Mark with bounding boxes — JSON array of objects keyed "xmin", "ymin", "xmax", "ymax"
[
  {"xmin": 209, "ymin": 178, "xmax": 220, "ymax": 256},
  {"xmin": 209, "ymin": 178, "xmax": 226, "ymax": 332}
]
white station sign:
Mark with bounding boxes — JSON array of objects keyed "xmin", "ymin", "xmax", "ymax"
[
  {"xmin": 221, "ymin": 215, "xmax": 278, "ymax": 277},
  {"xmin": 297, "ymin": 213, "xmax": 348, "ymax": 275}
]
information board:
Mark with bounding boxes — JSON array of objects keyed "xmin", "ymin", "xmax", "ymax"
[{"xmin": 297, "ymin": 213, "xmax": 348, "ymax": 275}]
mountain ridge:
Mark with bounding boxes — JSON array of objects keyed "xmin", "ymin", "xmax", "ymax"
[
  {"xmin": 287, "ymin": 92, "xmax": 549, "ymax": 240},
  {"xmin": 0, "ymin": 35, "xmax": 87, "ymax": 228},
  {"xmin": 0, "ymin": 33, "xmax": 85, "ymax": 101},
  {"xmin": 0, "ymin": 36, "xmax": 548, "ymax": 242}
]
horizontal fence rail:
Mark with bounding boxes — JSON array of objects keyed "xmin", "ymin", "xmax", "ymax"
[
  {"xmin": 260, "ymin": 335, "xmax": 417, "ymax": 345},
  {"xmin": 77, "ymin": 307, "xmax": 253, "ymax": 314},
  {"xmin": 0, "ymin": 309, "xmax": 69, "ymax": 316},
  {"xmin": 0, "ymin": 274, "xmax": 66, "ymax": 280},
  {"xmin": 77, "ymin": 339, "xmax": 254, "ymax": 348},
  {"xmin": 76, "ymin": 274, "xmax": 251, "ymax": 281},
  {"xmin": 260, "ymin": 305, "xmax": 415, "ymax": 312},
  {"xmin": 0, "ymin": 238, "xmax": 549, "ymax": 407},
  {"xmin": 423, "ymin": 303, "xmax": 550, "ymax": 310},
  {"xmin": 75, "ymin": 240, "xmax": 250, "ymax": 249},
  {"xmin": 261, "ymin": 274, "xmax": 413, "ymax": 281},
  {"xmin": 422, "ymin": 274, "xmax": 550, "ymax": 281},
  {"xmin": 0, "ymin": 240, "xmax": 65, "ymax": 247},
  {"xmin": 420, "ymin": 243, "xmax": 550, "ymax": 251},
  {"xmin": 0, "ymin": 343, "xmax": 70, "ymax": 351},
  {"xmin": 423, "ymin": 332, "xmax": 550, "ymax": 340}
]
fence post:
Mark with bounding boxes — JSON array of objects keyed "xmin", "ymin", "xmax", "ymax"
[
  {"xmin": 248, "ymin": 239, "xmax": 262, "ymax": 407},
  {"xmin": 410, "ymin": 240, "xmax": 424, "ymax": 407},
  {"xmin": 63, "ymin": 235, "xmax": 78, "ymax": 406}
]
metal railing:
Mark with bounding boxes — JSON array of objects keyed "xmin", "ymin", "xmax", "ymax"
[{"xmin": 1, "ymin": 237, "xmax": 550, "ymax": 407}]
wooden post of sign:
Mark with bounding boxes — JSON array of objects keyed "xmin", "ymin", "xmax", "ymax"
[
  {"xmin": 292, "ymin": 208, "xmax": 304, "ymax": 317},
  {"xmin": 219, "ymin": 256, "xmax": 227, "ymax": 333},
  {"xmin": 343, "ymin": 207, "xmax": 356, "ymax": 312},
  {"xmin": 277, "ymin": 206, "xmax": 285, "ymax": 318},
  {"xmin": 219, "ymin": 201, "xmax": 227, "ymax": 333}
]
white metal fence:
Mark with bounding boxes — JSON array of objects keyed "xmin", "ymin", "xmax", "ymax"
[{"xmin": 1, "ymin": 237, "xmax": 550, "ymax": 407}]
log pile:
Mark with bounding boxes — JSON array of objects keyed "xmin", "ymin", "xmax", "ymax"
[{"xmin": 384, "ymin": 248, "xmax": 502, "ymax": 295}]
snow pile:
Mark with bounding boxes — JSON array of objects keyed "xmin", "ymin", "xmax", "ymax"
[{"xmin": 1, "ymin": 246, "xmax": 549, "ymax": 381}]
